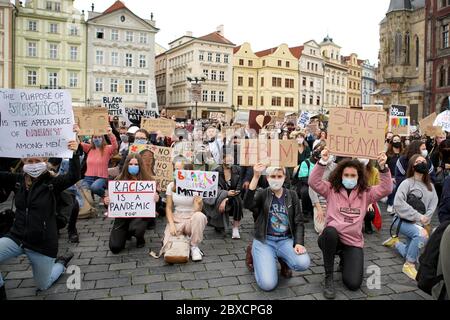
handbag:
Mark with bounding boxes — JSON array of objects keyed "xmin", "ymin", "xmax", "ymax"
[
  {"xmin": 149, "ymin": 235, "xmax": 191, "ymax": 264},
  {"xmin": 390, "ymin": 189, "xmax": 426, "ymax": 237}
]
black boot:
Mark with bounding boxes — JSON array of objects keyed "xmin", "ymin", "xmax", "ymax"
[
  {"xmin": 68, "ymin": 229, "xmax": 79, "ymax": 244},
  {"xmin": 55, "ymin": 252, "xmax": 74, "ymax": 268},
  {"xmin": 364, "ymin": 219, "xmax": 374, "ymax": 235},
  {"xmin": 0, "ymin": 285, "xmax": 6, "ymax": 301},
  {"xmin": 136, "ymin": 237, "xmax": 146, "ymax": 249},
  {"xmin": 323, "ymin": 273, "xmax": 336, "ymax": 300}
]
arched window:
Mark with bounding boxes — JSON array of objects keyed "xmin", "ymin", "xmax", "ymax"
[
  {"xmin": 395, "ymin": 32, "xmax": 402, "ymax": 64},
  {"xmin": 439, "ymin": 66, "xmax": 446, "ymax": 87},
  {"xmin": 405, "ymin": 33, "xmax": 410, "ymax": 64},
  {"xmin": 415, "ymin": 36, "xmax": 420, "ymax": 68}
]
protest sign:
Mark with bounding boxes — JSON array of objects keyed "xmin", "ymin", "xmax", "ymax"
[
  {"xmin": 123, "ymin": 107, "xmax": 158, "ymax": 126},
  {"xmin": 363, "ymin": 105, "xmax": 384, "ymax": 112},
  {"xmin": 175, "ymin": 170, "xmax": 219, "ymax": 198},
  {"xmin": 389, "ymin": 116, "xmax": 410, "ymax": 136},
  {"xmin": 141, "ymin": 118, "xmax": 176, "ymax": 137},
  {"xmin": 234, "ymin": 111, "xmax": 249, "ymax": 124},
  {"xmin": 297, "ymin": 112, "xmax": 311, "ymax": 129},
  {"xmin": 434, "ymin": 110, "xmax": 450, "ymax": 132},
  {"xmin": 103, "ymin": 96, "xmax": 125, "ymax": 117},
  {"xmin": 0, "ymin": 89, "xmax": 74, "ymax": 159},
  {"xmin": 419, "ymin": 113, "xmax": 439, "ymax": 136},
  {"xmin": 390, "ymin": 105, "xmax": 408, "ymax": 117},
  {"xmin": 249, "ymin": 110, "xmax": 272, "ymax": 134},
  {"xmin": 172, "ymin": 141, "xmax": 194, "ymax": 163},
  {"xmin": 73, "ymin": 107, "xmax": 109, "ymax": 136},
  {"xmin": 167, "ymin": 110, "xmax": 186, "ymax": 119},
  {"xmin": 327, "ymin": 109, "xmax": 386, "ymax": 160},
  {"xmin": 107, "ymin": 181, "xmax": 156, "ymax": 218},
  {"xmin": 209, "ymin": 112, "xmax": 226, "ymax": 122},
  {"xmin": 239, "ymin": 139, "xmax": 298, "ymax": 167}
]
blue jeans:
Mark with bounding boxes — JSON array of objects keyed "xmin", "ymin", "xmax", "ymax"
[
  {"xmin": 0, "ymin": 237, "xmax": 65, "ymax": 290},
  {"xmin": 82, "ymin": 176, "xmax": 107, "ymax": 198},
  {"xmin": 252, "ymin": 236, "xmax": 311, "ymax": 292},
  {"xmin": 393, "ymin": 219, "xmax": 428, "ymax": 263}
]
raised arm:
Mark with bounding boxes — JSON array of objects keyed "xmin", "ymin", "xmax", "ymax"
[
  {"xmin": 51, "ymin": 141, "xmax": 81, "ymax": 193},
  {"xmin": 367, "ymin": 153, "xmax": 393, "ymax": 204},
  {"xmin": 308, "ymin": 149, "xmax": 332, "ymax": 199}
]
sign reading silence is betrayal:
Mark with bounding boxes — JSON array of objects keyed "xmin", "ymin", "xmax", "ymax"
[
  {"xmin": 327, "ymin": 109, "xmax": 386, "ymax": 160},
  {"xmin": 73, "ymin": 107, "xmax": 109, "ymax": 136},
  {"xmin": 175, "ymin": 170, "xmax": 219, "ymax": 199},
  {"xmin": 107, "ymin": 181, "xmax": 156, "ymax": 218},
  {"xmin": 0, "ymin": 89, "xmax": 75, "ymax": 159}
]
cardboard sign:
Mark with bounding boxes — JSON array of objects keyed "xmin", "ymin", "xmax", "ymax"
[
  {"xmin": 107, "ymin": 181, "xmax": 156, "ymax": 218},
  {"xmin": 327, "ymin": 109, "xmax": 386, "ymax": 160},
  {"xmin": 249, "ymin": 110, "xmax": 272, "ymax": 134},
  {"xmin": 141, "ymin": 118, "xmax": 176, "ymax": 137},
  {"xmin": 390, "ymin": 105, "xmax": 408, "ymax": 117},
  {"xmin": 239, "ymin": 139, "xmax": 298, "ymax": 167},
  {"xmin": 129, "ymin": 144, "xmax": 173, "ymax": 192},
  {"xmin": 266, "ymin": 111, "xmax": 285, "ymax": 124},
  {"xmin": 73, "ymin": 107, "xmax": 109, "ymax": 136},
  {"xmin": 419, "ymin": 113, "xmax": 439, "ymax": 136},
  {"xmin": 209, "ymin": 112, "xmax": 226, "ymax": 122},
  {"xmin": 0, "ymin": 89, "xmax": 75, "ymax": 159},
  {"xmin": 363, "ymin": 105, "xmax": 384, "ymax": 112},
  {"xmin": 167, "ymin": 110, "xmax": 186, "ymax": 119},
  {"xmin": 297, "ymin": 112, "xmax": 311, "ymax": 129},
  {"xmin": 434, "ymin": 110, "xmax": 450, "ymax": 132},
  {"xmin": 175, "ymin": 170, "xmax": 219, "ymax": 198},
  {"xmin": 389, "ymin": 116, "xmax": 410, "ymax": 137}
]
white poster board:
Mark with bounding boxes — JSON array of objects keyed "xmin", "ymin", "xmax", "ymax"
[
  {"xmin": 434, "ymin": 110, "xmax": 450, "ymax": 132},
  {"xmin": 0, "ymin": 89, "xmax": 75, "ymax": 159},
  {"xmin": 107, "ymin": 181, "xmax": 156, "ymax": 218},
  {"xmin": 175, "ymin": 170, "xmax": 219, "ymax": 199}
]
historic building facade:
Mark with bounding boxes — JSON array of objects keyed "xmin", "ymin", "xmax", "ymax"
[
  {"xmin": 361, "ymin": 59, "xmax": 377, "ymax": 106},
  {"xmin": 0, "ymin": 0, "xmax": 13, "ymax": 88},
  {"xmin": 343, "ymin": 53, "xmax": 363, "ymax": 108}
]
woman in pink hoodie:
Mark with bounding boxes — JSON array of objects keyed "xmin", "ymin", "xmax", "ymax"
[{"xmin": 308, "ymin": 148, "xmax": 392, "ymax": 299}]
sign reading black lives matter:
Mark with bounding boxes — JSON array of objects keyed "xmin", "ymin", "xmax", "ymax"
[
  {"xmin": 108, "ymin": 181, "xmax": 156, "ymax": 218},
  {"xmin": 0, "ymin": 89, "xmax": 75, "ymax": 159}
]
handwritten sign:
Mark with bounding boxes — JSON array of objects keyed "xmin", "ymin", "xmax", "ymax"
[
  {"xmin": 167, "ymin": 110, "xmax": 186, "ymax": 119},
  {"xmin": 107, "ymin": 181, "xmax": 156, "ymax": 218},
  {"xmin": 73, "ymin": 107, "xmax": 109, "ymax": 136},
  {"xmin": 327, "ymin": 109, "xmax": 386, "ymax": 159},
  {"xmin": 249, "ymin": 110, "xmax": 271, "ymax": 134},
  {"xmin": 103, "ymin": 96, "xmax": 125, "ymax": 117},
  {"xmin": 297, "ymin": 112, "xmax": 310, "ymax": 129},
  {"xmin": 141, "ymin": 118, "xmax": 176, "ymax": 137},
  {"xmin": 419, "ymin": 113, "xmax": 439, "ymax": 136},
  {"xmin": 239, "ymin": 139, "xmax": 298, "ymax": 167},
  {"xmin": 0, "ymin": 89, "xmax": 75, "ymax": 159},
  {"xmin": 176, "ymin": 170, "xmax": 218, "ymax": 198},
  {"xmin": 123, "ymin": 107, "xmax": 158, "ymax": 126},
  {"xmin": 172, "ymin": 141, "xmax": 194, "ymax": 163},
  {"xmin": 434, "ymin": 110, "xmax": 450, "ymax": 132},
  {"xmin": 389, "ymin": 116, "xmax": 410, "ymax": 137},
  {"xmin": 234, "ymin": 111, "xmax": 249, "ymax": 124}
]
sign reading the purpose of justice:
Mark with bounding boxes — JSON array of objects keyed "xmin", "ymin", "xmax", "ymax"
[
  {"xmin": 175, "ymin": 170, "xmax": 219, "ymax": 199},
  {"xmin": 107, "ymin": 181, "xmax": 156, "ymax": 218},
  {"xmin": 0, "ymin": 89, "xmax": 75, "ymax": 159},
  {"xmin": 327, "ymin": 109, "xmax": 386, "ymax": 160}
]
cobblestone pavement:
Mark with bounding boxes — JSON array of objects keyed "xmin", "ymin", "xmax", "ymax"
[{"xmin": 0, "ymin": 199, "xmax": 435, "ymax": 301}]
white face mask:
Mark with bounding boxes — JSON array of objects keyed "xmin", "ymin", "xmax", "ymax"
[
  {"xmin": 421, "ymin": 150, "xmax": 429, "ymax": 158},
  {"xmin": 297, "ymin": 138, "xmax": 305, "ymax": 145},
  {"xmin": 268, "ymin": 178, "xmax": 284, "ymax": 191},
  {"xmin": 23, "ymin": 162, "xmax": 48, "ymax": 178}
]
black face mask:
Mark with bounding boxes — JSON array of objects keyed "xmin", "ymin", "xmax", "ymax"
[
  {"xmin": 414, "ymin": 162, "xmax": 428, "ymax": 174},
  {"xmin": 392, "ymin": 142, "xmax": 402, "ymax": 149},
  {"xmin": 128, "ymin": 135, "xmax": 135, "ymax": 144}
]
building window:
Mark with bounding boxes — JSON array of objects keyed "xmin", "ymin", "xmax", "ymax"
[
  {"xmin": 248, "ymin": 96, "xmax": 253, "ymax": 106},
  {"xmin": 307, "ymin": 62, "xmax": 310, "ymax": 70},
  {"xmin": 262, "ymin": 60, "xmax": 266, "ymax": 66},
  {"xmin": 261, "ymin": 77, "xmax": 264, "ymax": 87},
  {"xmin": 69, "ymin": 72, "xmax": 78, "ymax": 88},
  {"xmin": 96, "ymin": 28, "xmax": 104, "ymax": 39},
  {"xmin": 237, "ymin": 96, "xmax": 243, "ymax": 106},
  {"xmin": 286, "ymin": 61, "xmax": 290, "ymax": 68},
  {"xmin": 27, "ymin": 42, "xmax": 37, "ymax": 57},
  {"xmin": 46, "ymin": 1, "xmax": 52, "ymax": 10},
  {"xmin": 261, "ymin": 96, "xmax": 264, "ymax": 106},
  {"xmin": 216, "ymin": 53, "xmax": 221, "ymax": 63},
  {"xmin": 248, "ymin": 77, "xmax": 254, "ymax": 87},
  {"xmin": 70, "ymin": 46, "xmax": 78, "ymax": 61},
  {"xmin": 238, "ymin": 76, "xmax": 243, "ymax": 86},
  {"xmin": 395, "ymin": 32, "xmax": 402, "ymax": 64},
  {"xmin": 315, "ymin": 64, "xmax": 318, "ymax": 72},
  {"xmin": 111, "ymin": 29, "xmax": 119, "ymax": 41},
  {"xmin": 224, "ymin": 54, "xmax": 229, "ymax": 63},
  {"xmin": 110, "ymin": 79, "xmax": 118, "ymax": 93},
  {"xmin": 349, "ymin": 97, "xmax": 352, "ymax": 105},
  {"xmin": 202, "ymin": 90, "xmax": 208, "ymax": 102},
  {"xmin": 272, "ymin": 77, "xmax": 282, "ymax": 87},
  {"xmin": 210, "ymin": 70, "xmax": 216, "ymax": 81},
  {"xmin": 316, "ymin": 96, "xmax": 320, "ymax": 106},
  {"xmin": 48, "ymin": 72, "xmax": 58, "ymax": 88},
  {"xmin": 96, "ymin": 50, "xmax": 104, "ymax": 65},
  {"xmin": 199, "ymin": 51, "xmax": 204, "ymax": 61},
  {"xmin": 302, "ymin": 77, "xmax": 306, "ymax": 86},
  {"xmin": 309, "ymin": 95, "xmax": 314, "ymax": 105},
  {"xmin": 440, "ymin": 66, "xmax": 446, "ymax": 87},
  {"xmin": 285, "ymin": 79, "xmax": 294, "ymax": 88},
  {"xmin": 49, "ymin": 44, "xmax": 58, "ymax": 60},
  {"xmin": 302, "ymin": 95, "xmax": 306, "ymax": 104},
  {"xmin": 27, "ymin": 70, "xmax": 37, "ymax": 85},
  {"xmin": 125, "ymin": 79, "xmax": 133, "ymax": 93},
  {"xmin": 111, "ymin": 52, "xmax": 119, "ymax": 66},
  {"xmin": 285, "ymin": 98, "xmax": 294, "ymax": 107},
  {"xmin": 272, "ymin": 97, "xmax": 282, "ymax": 106},
  {"xmin": 209, "ymin": 91, "xmax": 216, "ymax": 102},
  {"xmin": 219, "ymin": 71, "xmax": 225, "ymax": 81},
  {"xmin": 28, "ymin": 20, "xmax": 37, "ymax": 31},
  {"xmin": 239, "ymin": 59, "xmax": 244, "ymax": 66},
  {"xmin": 208, "ymin": 52, "xmax": 213, "ymax": 62},
  {"xmin": 139, "ymin": 32, "xmax": 148, "ymax": 44},
  {"xmin": 248, "ymin": 60, "xmax": 253, "ymax": 67},
  {"xmin": 277, "ymin": 60, "xmax": 282, "ymax": 67},
  {"xmin": 126, "ymin": 53, "xmax": 133, "ymax": 67},
  {"xmin": 444, "ymin": 25, "xmax": 449, "ymax": 49},
  {"xmin": 310, "ymin": 80, "xmax": 314, "ymax": 88},
  {"xmin": 203, "ymin": 69, "xmax": 209, "ymax": 79},
  {"xmin": 405, "ymin": 33, "xmax": 410, "ymax": 64},
  {"xmin": 54, "ymin": 2, "xmax": 60, "ymax": 12},
  {"xmin": 69, "ymin": 25, "xmax": 78, "ymax": 36},
  {"xmin": 415, "ymin": 36, "xmax": 420, "ymax": 68},
  {"xmin": 49, "ymin": 23, "xmax": 58, "ymax": 34},
  {"xmin": 95, "ymin": 78, "xmax": 103, "ymax": 92},
  {"xmin": 126, "ymin": 31, "xmax": 134, "ymax": 42},
  {"xmin": 219, "ymin": 91, "xmax": 224, "ymax": 103},
  {"xmin": 139, "ymin": 55, "xmax": 147, "ymax": 68},
  {"xmin": 139, "ymin": 80, "xmax": 146, "ymax": 94}
]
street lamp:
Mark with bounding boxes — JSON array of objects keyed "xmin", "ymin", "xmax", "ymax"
[
  {"xmin": 87, "ymin": 98, "xmax": 91, "ymax": 107},
  {"xmin": 187, "ymin": 76, "xmax": 206, "ymax": 120}
]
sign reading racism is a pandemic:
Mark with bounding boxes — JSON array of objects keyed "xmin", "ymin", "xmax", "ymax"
[
  {"xmin": 327, "ymin": 109, "xmax": 386, "ymax": 160},
  {"xmin": 107, "ymin": 181, "xmax": 156, "ymax": 218},
  {"xmin": 0, "ymin": 89, "xmax": 75, "ymax": 159},
  {"xmin": 175, "ymin": 170, "xmax": 219, "ymax": 199}
]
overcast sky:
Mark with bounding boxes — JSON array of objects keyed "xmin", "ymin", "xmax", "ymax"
[{"xmin": 71, "ymin": 0, "xmax": 390, "ymax": 64}]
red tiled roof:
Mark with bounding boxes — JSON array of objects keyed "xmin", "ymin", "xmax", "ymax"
[
  {"xmin": 357, "ymin": 59, "xmax": 365, "ymax": 65},
  {"xmin": 233, "ymin": 45, "xmax": 242, "ymax": 54},
  {"xmin": 197, "ymin": 32, "xmax": 234, "ymax": 46},
  {"xmin": 104, "ymin": 0, "xmax": 127, "ymax": 14},
  {"xmin": 255, "ymin": 47, "xmax": 278, "ymax": 57},
  {"xmin": 289, "ymin": 46, "xmax": 304, "ymax": 59}
]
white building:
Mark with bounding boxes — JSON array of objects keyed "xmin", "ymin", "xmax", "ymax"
[
  {"xmin": 297, "ymin": 40, "xmax": 324, "ymax": 113},
  {"xmin": 86, "ymin": 0, "xmax": 158, "ymax": 108},
  {"xmin": 361, "ymin": 59, "xmax": 377, "ymax": 106},
  {"xmin": 0, "ymin": 0, "xmax": 13, "ymax": 88},
  {"xmin": 160, "ymin": 26, "xmax": 235, "ymax": 119},
  {"xmin": 320, "ymin": 35, "xmax": 348, "ymax": 109}
]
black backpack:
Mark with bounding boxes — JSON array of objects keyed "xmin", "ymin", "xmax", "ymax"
[{"xmin": 417, "ymin": 220, "xmax": 450, "ymax": 298}]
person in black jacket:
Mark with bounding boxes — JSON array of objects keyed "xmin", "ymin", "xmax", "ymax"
[
  {"xmin": 244, "ymin": 164, "xmax": 310, "ymax": 292},
  {"xmin": 0, "ymin": 139, "xmax": 80, "ymax": 300}
]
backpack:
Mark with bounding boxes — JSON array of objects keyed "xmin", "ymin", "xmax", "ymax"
[{"xmin": 417, "ymin": 220, "xmax": 450, "ymax": 297}]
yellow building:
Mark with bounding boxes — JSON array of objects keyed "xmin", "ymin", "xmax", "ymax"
[
  {"xmin": 233, "ymin": 43, "xmax": 299, "ymax": 113},
  {"xmin": 343, "ymin": 54, "xmax": 363, "ymax": 108}
]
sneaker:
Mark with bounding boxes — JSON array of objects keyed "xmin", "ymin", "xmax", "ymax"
[
  {"xmin": 402, "ymin": 263, "xmax": 418, "ymax": 281},
  {"xmin": 55, "ymin": 252, "xmax": 74, "ymax": 268},
  {"xmin": 382, "ymin": 237, "xmax": 400, "ymax": 248},
  {"xmin": 232, "ymin": 227, "xmax": 241, "ymax": 240},
  {"xmin": 323, "ymin": 274, "xmax": 336, "ymax": 300},
  {"xmin": 190, "ymin": 246, "xmax": 204, "ymax": 262},
  {"xmin": 387, "ymin": 205, "xmax": 394, "ymax": 214}
]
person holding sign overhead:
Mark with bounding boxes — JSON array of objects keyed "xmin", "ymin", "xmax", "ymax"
[
  {"xmin": 105, "ymin": 154, "xmax": 160, "ymax": 253},
  {"xmin": 308, "ymin": 148, "xmax": 392, "ymax": 299},
  {"xmin": 0, "ymin": 132, "xmax": 80, "ymax": 300}
]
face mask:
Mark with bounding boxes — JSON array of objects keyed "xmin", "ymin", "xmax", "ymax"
[
  {"xmin": 392, "ymin": 142, "xmax": 402, "ymax": 149},
  {"xmin": 414, "ymin": 162, "xmax": 428, "ymax": 174},
  {"xmin": 342, "ymin": 178, "xmax": 358, "ymax": 190},
  {"xmin": 128, "ymin": 165, "xmax": 140, "ymax": 176},
  {"xmin": 23, "ymin": 162, "xmax": 48, "ymax": 178},
  {"xmin": 93, "ymin": 138, "xmax": 103, "ymax": 148},
  {"xmin": 135, "ymin": 139, "xmax": 147, "ymax": 145},
  {"xmin": 297, "ymin": 138, "xmax": 305, "ymax": 145},
  {"xmin": 267, "ymin": 178, "xmax": 284, "ymax": 191},
  {"xmin": 421, "ymin": 150, "xmax": 428, "ymax": 158},
  {"xmin": 405, "ymin": 140, "xmax": 410, "ymax": 146},
  {"xmin": 359, "ymin": 159, "xmax": 369, "ymax": 167},
  {"xmin": 120, "ymin": 135, "xmax": 129, "ymax": 143}
]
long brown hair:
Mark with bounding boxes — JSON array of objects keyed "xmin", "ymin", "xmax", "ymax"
[
  {"xmin": 116, "ymin": 154, "xmax": 152, "ymax": 181},
  {"xmin": 387, "ymin": 135, "xmax": 404, "ymax": 157},
  {"xmin": 406, "ymin": 154, "xmax": 433, "ymax": 192},
  {"xmin": 140, "ymin": 149, "xmax": 156, "ymax": 177},
  {"xmin": 328, "ymin": 159, "xmax": 369, "ymax": 194},
  {"xmin": 405, "ymin": 140, "xmax": 425, "ymax": 160},
  {"xmin": 90, "ymin": 135, "xmax": 106, "ymax": 154}
]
